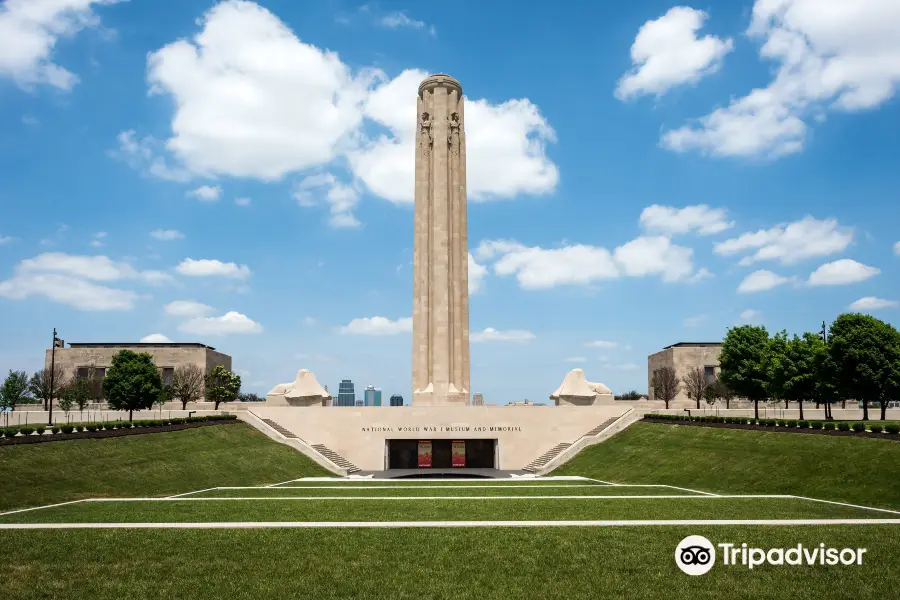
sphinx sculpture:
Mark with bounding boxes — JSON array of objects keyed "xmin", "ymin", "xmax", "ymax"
[
  {"xmin": 550, "ymin": 369, "xmax": 615, "ymax": 406},
  {"xmin": 266, "ymin": 369, "xmax": 332, "ymax": 407}
]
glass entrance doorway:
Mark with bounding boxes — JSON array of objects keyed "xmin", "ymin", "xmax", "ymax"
[{"xmin": 387, "ymin": 439, "xmax": 496, "ymax": 469}]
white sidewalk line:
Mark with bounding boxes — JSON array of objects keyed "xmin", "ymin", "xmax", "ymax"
[
  {"xmin": 166, "ymin": 488, "xmax": 221, "ymax": 499},
  {"xmin": 655, "ymin": 485, "xmax": 720, "ymax": 497},
  {"xmin": 264, "ymin": 478, "xmax": 308, "ymax": 488},
  {"xmin": 789, "ymin": 495, "xmax": 900, "ymax": 516},
  {"xmin": 3, "ymin": 518, "xmax": 899, "ymax": 530},
  {"xmin": 0, "ymin": 499, "xmax": 88, "ymax": 517}
]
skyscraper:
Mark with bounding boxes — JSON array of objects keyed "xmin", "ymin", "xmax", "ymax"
[
  {"xmin": 390, "ymin": 394, "xmax": 404, "ymax": 406},
  {"xmin": 364, "ymin": 385, "xmax": 375, "ymax": 406},
  {"xmin": 374, "ymin": 388, "xmax": 382, "ymax": 406},
  {"xmin": 336, "ymin": 379, "xmax": 355, "ymax": 407}
]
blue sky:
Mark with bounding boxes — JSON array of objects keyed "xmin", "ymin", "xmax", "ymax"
[{"xmin": 1, "ymin": 0, "xmax": 899, "ymax": 403}]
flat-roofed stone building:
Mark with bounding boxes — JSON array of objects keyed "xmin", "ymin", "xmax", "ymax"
[
  {"xmin": 647, "ymin": 342, "xmax": 722, "ymax": 406},
  {"xmin": 45, "ymin": 342, "xmax": 231, "ymax": 388}
]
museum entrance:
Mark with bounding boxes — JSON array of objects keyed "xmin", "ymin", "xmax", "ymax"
[{"xmin": 387, "ymin": 439, "xmax": 496, "ymax": 469}]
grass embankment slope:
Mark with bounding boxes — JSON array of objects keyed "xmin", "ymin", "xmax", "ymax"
[
  {"xmin": 0, "ymin": 423, "xmax": 329, "ymax": 510},
  {"xmin": 554, "ymin": 422, "xmax": 900, "ymax": 510}
]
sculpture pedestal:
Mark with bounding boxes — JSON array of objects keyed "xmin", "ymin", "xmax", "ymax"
[{"xmin": 412, "ymin": 383, "xmax": 469, "ymax": 406}]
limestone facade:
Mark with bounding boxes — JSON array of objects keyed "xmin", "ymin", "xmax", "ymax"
[
  {"xmin": 647, "ymin": 342, "xmax": 722, "ymax": 406},
  {"xmin": 412, "ymin": 73, "xmax": 470, "ymax": 406}
]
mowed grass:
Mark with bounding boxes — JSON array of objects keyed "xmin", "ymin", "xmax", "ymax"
[
  {"xmin": 184, "ymin": 484, "xmax": 683, "ymax": 498},
  {"xmin": 1, "ymin": 526, "xmax": 896, "ymax": 600},
  {"xmin": 0, "ymin": 424, "xmax": 329, "ymax": 510},
  {"xmin": 0, "ymin": 496, "xmax": 883, "ymax": 523},
  {"xmin": 554, "ymin": 423, "xmax": 900, "ymax": 510}
]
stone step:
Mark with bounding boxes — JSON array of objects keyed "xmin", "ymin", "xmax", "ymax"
[
  {"xmin": 312, "ymin": 444, "xmax": 361, "ymax": 473},
  {"xmin": 261, "ymin": 418, "xmax": 298, "ymax": 439},
  {"xmin": 522, "ymin": 442, "xmax": 571, "ymax": 473}
]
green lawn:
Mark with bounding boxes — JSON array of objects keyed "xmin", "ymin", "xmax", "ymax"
[
  {"xmin": 554, "ymin": 423, "xmax": 900, "ymax": 510},
  {"xmin": 184, "ymin": 484, "xmax": 684, "ymax": 498},
  {"xmin": 0, "ymin": 496, "xmax": 882, "ymax": 523},
  {"xmin": 1, "ymin": 526, "xmax": 896, "ymax": 600},
  {"xmin": 0, "ymin": 423, "xmax": 329, "ymax": 510}
]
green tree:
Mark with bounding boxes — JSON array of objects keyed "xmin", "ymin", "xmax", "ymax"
[
  {"xmin": 765, "ymin": 330, "xmax": 791, "ymax": 409},
  {"xmin": 719, "ymin": 325, "xmax": 770, "ymax": 420},
  {"xmin": 204, "ymin": 365, "xmax": 241, "ymax": 410},
  {"xmin": 27, "ymin": 365, "xmax": 66, "ymax": 411},
  {"xmin": 778, "ymin": 332, "xmax": 826, "ymax": 421},
  {"xmin": 0, "ymin": 370, "xmax": 31, "ymax": 411},
  {"xmin": 61, "ymin": 377, "xmax": 91, "ymax": 418},
  {"xmin": 813, "ymin": 339, "xmax": 840, "ymax": 420},
  {"xmin": 704, "ymin": 376, "xmax": 734, "ymax": 408},
  {"xmin": 828, "ymin": 313, "xmax": 900, "ymax": 421},
  {"xmin": 102, "ymin": 350, "xmax": 162, "ymax": 421},
  {"xmin": 156, "ymin": 384, "xmax": 174, "ymax": 414}
]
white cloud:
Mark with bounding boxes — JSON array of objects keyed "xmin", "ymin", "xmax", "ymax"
[
  {"xmin": 616, "ymin": 6, "xmax": 733, "ymax": 100},
  {"xmin": 178, "ymin": 311, "xmax": 263, "ymax": 335},
  {"xmin": 738, "ymin": 269, "xmax": 794, "ymax": 293},
  {"xmin": 151, "ymin": 229, "xmax": 184, "ymax": 241},
  {"xmin": 187, "ymin": 185, "xmax": 222, "ymax": 202},
  {"xmin": 111, "ymin": 130, "xmax": 192, "ymax": 182},
  {"xmin": 715, "ymin": 217, "xmax": 853, "ymax": 265},
  {"xmin": 894, "ymin": 241, "xmax": 900, "ymax": 255},
  {"xmin": 378, "ymin": 11, "xmax": 434, "ymax": 36},
  {"xmin": 661, "ymin": 0, "xmax": 900, "ymax": 157},
  {"xmin": 470, "ymin": 328, "xmax": 536, "ymax": 343},
  {"xmin": 175, "ymin": 258, "xmax": 251, "ymax": 279},
  {"xmin": 808, "ymin": 259, "xmax": 880, "ymax": 286},
  {"xmin": 140, "ymin": 333, "xmax": 173, "ymax": 343},
  {"xmin": 0, "ymin": 235, "xmax": 16, "ymax": 245},
  {"xmin": 849, "ymin": 297, "xmax": 899, "ymax": 311},
  {"xmin": 739, "ymin": 309, "xmax": 764, "ymax": 323},
  {"xmin": 14, "ymin": 252, "xmax": 172, "ymax": 285},
  {"xmin": 301, "ymin": 316, "xmax": 317, "ymax": 326},
  {"xmin": 564, "ymin": 356, "xmax": 587, "ymax": 363},
  {"xmin": 683, "ymin": 315, "xmax": 706, "ymax": 327},
  {"xmin": 0, "ymin": 272, "xmax": 139, "ymax": 311},
  {"xmin": 468, "ymin": 253, "xmax": 488, "ymax": 294},
  {"xmin": 90, "ymin": 232, "xmax": 107, "ymax": 248},
  {"xmin": 164, "ymin": 300, "xmax": 215, "ymax": 318},
  {"xmin": 585, "ymin": 340, "xmax": 617, "ymax": 349},
  {"xmin": 610, "ymin": 363, "xmax": 640, "ymax": 371},
  {"xmin": 639, "ymin": 204, "xmax": 733, "ymax": 236},
  {"xmin": 0, "ymin": 0, "xmax": 122, "ymax": 90},
  {"xmin": 293, "ymin": 172, "xmax": 360, "ymax": 228},
  {"xmin": 234, "ymin": 197, "xmax": 251, "ymax": 207},
  {"xmin": 340, "ymin": 316, "xmax": 412, "ymax": 335},
  {"xmin": 477, "ymin": 235, "xmax": 706, "ymax": 289}
]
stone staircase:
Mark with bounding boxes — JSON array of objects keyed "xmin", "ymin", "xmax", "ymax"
[
  {"xmin": 312, "ymin": 444, "xmax": 361, "ymax": 474},
  {"xmin": 261, "ymin": 418, "xmax": 298, "ymax": 439},
  {"xmin": 523, "ymin": 443, "xmax": 571, "ymax": 473},
  {"xmin": 583, "ymin": 417, "xmax": 619, "ymax": 437}
]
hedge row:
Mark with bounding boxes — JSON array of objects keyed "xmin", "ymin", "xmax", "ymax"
[
  {"xmin": 643, "ymin": 413, "xmax": 900, "ymax": 434},
  {"xmin": 0, "ymin": 414, "xmax": 237, "ymax": 438}
]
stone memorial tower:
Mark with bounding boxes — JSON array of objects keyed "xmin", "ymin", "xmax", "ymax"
[{"xmin": 412, "ymin": 74, "xmax": 470, "ymax": 406}]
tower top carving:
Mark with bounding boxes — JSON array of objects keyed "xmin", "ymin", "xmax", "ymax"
[{"xmin": 418, "ymin": 73, "xmax": 463, "ymax": 97}]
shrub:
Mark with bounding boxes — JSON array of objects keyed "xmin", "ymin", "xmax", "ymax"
[
  {"xmin": 786, "ymin": 420, "xmax": 797, "ymax": 428},
  {"xmin": 33, "ymin": 426, "xmax": 46, "ymax": 436},
  {"xmin": 85, "ymin": 424, "xmax": 98, "ymax": 432},
  {"xmin": 51, "ymin": 426, "xmax": 61, "ymax": 434},
  {"xmin": 120, "ymin": 422, "xmax": 132, "ymax": 429},
  {"xmin": 837, "ymin": 422, "xmax": 850, "ymax": 431},
  {"xmin": 886, "ymin": 424, "xmax": 899, "ymax": 435},
  {"xmin": 18, "ymin": 427, "xmax": 35, "ymax": 435},
  {"xmin": 869, "ymin": 424, "xmax": 883, "ymax": 434},
  {"xmin": 852, "ymin": 422, "xmax": 866, "ymax": 432},
  {"xmin": 60, "ymin": 425, "xmax": 74, "ymax": 434},
  {"xmin": 810, "ymin": 421, "xmax": 822, "ymax": 429},
  {"xmin": 796, "ymin": 421, "xmax": 809, "ymax": 429},
  {"xmin": 823, "ymin": 421, "xmax": 836, "ymax": 430},
  {"xmin": 776, "ymin": 420, "xmax": 786, "ymax": 427},
  {"xmin": 5, "ymin": 427, "xmax": 18, "ymax": 437}
]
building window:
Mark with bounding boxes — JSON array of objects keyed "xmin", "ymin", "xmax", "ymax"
[
  {"xmin": 76, "ymin": 367, "xmax": 90, "ymax": 379},
  {"xmin": 704, "ymin": 366, "xmax": 716, "ymax": 384},
  {"xmin": 95, "ymin": 368, "xmax": 106, "ymax": 378},
  {"xmin": 162, "ymin": 367, "xmax": 174, "ymax": 385}
]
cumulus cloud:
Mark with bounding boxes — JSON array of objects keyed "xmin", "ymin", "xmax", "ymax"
[
  {"xmin": 639, "ymin": 204, "xmax": 733, "ymax": 236},
  {"xmin": 738, "ymin": 269, "xmax": 795, "ymax": 293},
  {"xmin": 616, "ymin": 6, "xmax": 733, "ymax": 100},
  {"xmin": 0, "ymin": 273, "xmax": 139, "ymax": 311},
  {"xmin": 140, "ymin": 333, "xmax": 173, "ymax": 343},
  {"xmin": 111, "ymin": 130, "xmax": 192, "ymax": 182},
  {"xmin": 739, "ymin": 309, "xmax": 764, "ymax": 323},
  {"xmin": 807, "ymin": 259, "xmax": 880, "ymax": 286},
  {"xmin": 0, "ymin": 235, "xmax": 16, "ymax": 245},
  {"xmin": 378, "ymin": 11, "xmax": 434, "ymax": 35},
  {"xmin": 661, "ymin": 0, "xmax": 900, "ymax": 157},
  {"xmin": 234, "ymin": 197, "xmax": 251, "ymax": 207},
  {"xmin": 849, "ymin": 297, "xmax": 899, "ymax": 311},
  {"xmin": 585, "ymin": 340, "xmax": 617, "ymax": 349},
  {"xmin": 714, "ymin": 217, "xmax": 853, "ymax": 266},
  {"xmin": 187, "ymin": 185, "xmax": 222, "ymax": 202},
  {"xmin": 894, "ymin": 241, "xmax": 900, "ymax": 255},
  {"xmin": 178, "ymin": 311, "xmax": 263, "ymax": 335},
  {"xmin": 175, "ymin": 258, "xmax": 251, "ymax": 279},
  {"xmin": 292, "ymin": 172, "xmax": 360, "ymax": 228},
  {"xmin": 15, "ymin": 252, "xmax": 172, "ymax": 284},
  {"xmin": 468, "ymin": 253, "xmax": 488, "ymax": 294},
  {"xmin": 151, "ymin": 229, "xmax": 184, "ymax": 241},
  {"xmin": 564, "ymin": 357, "xmax": 587, "ymax": 363},
  {"xmin": 470, "ymin": 327, "xmax": 536, "ymax": 343},
  {"xmin": 0, "ymin": 0, "xmax": 122, "ymax": 90},
  {"xmin": 164, "ymin": 300, "xmax": 215, "ymax": 318},
  {"xmin": 340, "ymin": 316, "xmax": 412, "ymax": 335}
]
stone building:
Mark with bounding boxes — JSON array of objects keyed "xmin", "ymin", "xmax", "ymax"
[
  {"xmin": 45, "ymin": 342, "xmax": 231, "ymax": 388},
  {"xmin": 647, "ymin": 342, "xmax": 722, "ymax": 406}
]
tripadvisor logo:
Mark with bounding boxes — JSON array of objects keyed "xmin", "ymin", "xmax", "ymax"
[{"xmin": 675, "ymin": 536, "xmax": 867, "ymax": 576}]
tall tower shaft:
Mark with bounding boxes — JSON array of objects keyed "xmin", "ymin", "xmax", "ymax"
[{"xmin": 412, "ymin": 73, "xmax": 470, "ymax": 406}]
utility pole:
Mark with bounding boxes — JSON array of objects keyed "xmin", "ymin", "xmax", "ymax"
[
  {"xmin": 48, "ymin": 328, "xmax": 59, "ymax": 426},
  {"xmin": 820, "ymin": 320, "xmax": 828, "ymax": 343}
]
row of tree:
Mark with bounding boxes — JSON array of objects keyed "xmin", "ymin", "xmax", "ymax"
[
  {"xmin": 651, "ymin": 313, "xmax": 900, "ymax": 420},
  {"xmin": 0, "ymin": 350, "xmax": 243, "ymax": 420}
]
